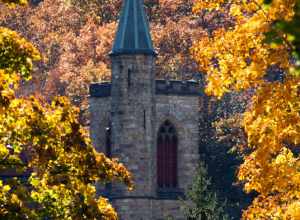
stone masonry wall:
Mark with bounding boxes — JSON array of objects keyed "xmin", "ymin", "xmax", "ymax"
[
  {"xmin": 152, "ymin": 95, "xmax": 200, "ymax": 220},
  {"xmin": 89, "ymin": 97, "xmax": 111, "ymax": 153},
  {"xmin": 152, "ymin": 199, "xmax": 184, "ymax": 220},
  {"xmin": 110, "ymin": 54, "xmax": 156, "ymax": 220},
  {"xmin": 89, "ymin": 77, "xmax": 201, "ymax": 220},
  {"xmin": 89, "ymin": 92, "xmax": 200, "ymax": 220}
]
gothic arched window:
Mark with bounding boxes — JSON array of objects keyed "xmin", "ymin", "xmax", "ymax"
[{"xmin": 157, "ymin": 120, "xmax": 178, "ymax": 189}]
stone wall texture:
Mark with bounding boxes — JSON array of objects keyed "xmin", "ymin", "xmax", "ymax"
[
  {"xmin": 156, "ymin": 95, "xmax": 200, "ymax": 193},
  {"xmin": 89, "ymin": 97, "xmax": 111, "ymax": 153}
]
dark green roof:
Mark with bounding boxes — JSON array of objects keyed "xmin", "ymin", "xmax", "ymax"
[{"xmin": 111, "ymin": 0, "xmax": 156, "ymax": 56}]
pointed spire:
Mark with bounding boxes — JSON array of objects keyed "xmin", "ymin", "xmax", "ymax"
[{"xmin": 111, "ymin": 0, "xmax": 156, "ymax": 56}]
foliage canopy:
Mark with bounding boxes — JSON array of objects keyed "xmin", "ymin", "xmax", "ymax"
[{"xmin": 192, "ymin": 0, "xmax": 300, "ymax": 219}]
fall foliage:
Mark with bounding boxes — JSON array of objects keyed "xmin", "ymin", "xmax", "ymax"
[
  {"xmin": 0, "ymin": 0, "xmax": 132, "ymax": 219},
  {"xmin": 192, "ymin": 0, "xmax": 300, "ymax": 219},
  {"xmin": 0, "ymin": 0, "xmax": 206, "ymax": 116}
]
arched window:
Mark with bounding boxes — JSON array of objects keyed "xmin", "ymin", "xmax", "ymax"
[{"xmin": 157, "ymin": 120, "xmax": 178, "ymax": 189}]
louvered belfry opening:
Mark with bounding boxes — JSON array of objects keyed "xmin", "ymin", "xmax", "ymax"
[{"xmin": 157, "ymin": 120, "xmax": 178, "ymax": 189}]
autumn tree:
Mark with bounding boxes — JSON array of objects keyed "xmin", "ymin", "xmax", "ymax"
[
  {"xmin": 0, "ymin": 1, "xmax": 132, "ymax": 219},
  {"xmin": 192, "ymin": 0, "xmax": 300, "ymax": 219}
]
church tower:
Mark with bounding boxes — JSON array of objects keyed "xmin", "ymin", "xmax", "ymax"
[
  {"xmin": 109, "ymin": 0, "xmax": 157, "ymax": 218},
  {"xmin": 89, "ymin": 0, "xmax": 201, "ymax": 219}
]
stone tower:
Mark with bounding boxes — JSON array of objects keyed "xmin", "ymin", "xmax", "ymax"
[
  {"xmin": 89, "ymin": 0, "xmax": 201, "ymax": 219},
  {"xmin": 109, "ymin": 0, "xmax": 157, "ymax": 218}
]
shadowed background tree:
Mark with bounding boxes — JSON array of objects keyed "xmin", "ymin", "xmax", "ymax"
[{"xmin": 183, "ymin": 161, "xmax": 229, "ymax": 220}]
